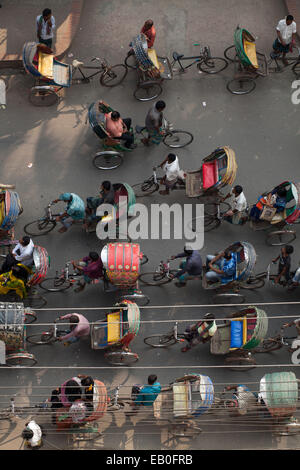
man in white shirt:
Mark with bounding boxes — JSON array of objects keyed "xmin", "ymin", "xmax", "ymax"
[
  {"xmin": 159, "ymin": 153, "xmax": 185, "ymax": 195},
  {"xmin": 22, "ymin": 420, "xmax": 43, "ymax": 449},
  {"xmin": 1, "ymin": 236, "xmax": 34, "ymax": 273},
  {"xmin": 36, "ymin": 8, "xmax": 56, "ymax": 48},
  {"xmin": 222, "ymin": 185, "xmax": 247, "ymax": 224},
  {"xmin": 273, "ymin": 15, "xmax": 297, "ymax": 65}
]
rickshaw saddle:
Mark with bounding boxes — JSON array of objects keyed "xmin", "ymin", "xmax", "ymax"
[{"xmin": 107, "ymin": 312, "xmax": 121, "ymax": 343}]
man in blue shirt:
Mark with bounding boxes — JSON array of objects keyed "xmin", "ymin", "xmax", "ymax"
[
  {"xmin": 205, "ymin": 249, "xmax": 237, "ymax": 284},
  {"xmin": 170, "ymin": 245, "xmax": 203, "ymax": 287},
  {"xmin": 133, "ymin": 375, "xmax": 161, "ymax": 408}
]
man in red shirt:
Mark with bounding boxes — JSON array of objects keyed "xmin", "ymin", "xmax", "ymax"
[
  {"xmin": 141, "ymin": 19, "xmax": 156, "ymax": 48},
  {"xmin": 72, "ymin": 252, "xmax": 103, "ymax": 292},
  {"xmin": 105, "ymin": 111, "xmax": 135, "ymax": 149}
]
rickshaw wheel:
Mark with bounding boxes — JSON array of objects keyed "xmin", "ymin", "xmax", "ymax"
[
  {"xmin": 239, "ymin": 277, "xmax": 265, "ymax": 289},
  {"xmin": 134, "ymin": 82, "xmax": 162, "ymax": 101},
  {"xmin": 39, "ymin": 277, "xmax": 72, "ymax": 292},
  {"xmin": 213, "ymin": 293, "xmax": 245, "ymax": 304},
  {"xmin": 24, "ymin": 312, "xmax": 37, "ymax": 324},
  {"xmin": 124, "ymin": 52, "xmax": 138, "ymax": 69},
  {"xmin": 226, "ymin": 77, "xmax": 256, "ymax": 95},
  {"xmin": 198, "ymin": 57, "xmax": 228, "ymax": 74},
  {"xmin": 23, "ymin": 292, "xmax": 47, "ymax": 309},
  {"xmin": 204, "ymin": 215, "xmax": 221, "ymax": 232},
  {"xmin": 223, "ymin": 45, "xmax": 239, "ymax": 62},
  {"xmin": 132, "ymin": 182, "xmax": 159, "ymax": 197},
  {"xmin": 118, "ymin": 293, "xmax": 150, "ymax": 306},
  {"xmin": 24, "ymin": 219, "xmax": 56, "ymax": 236},
  {"xmin": 138, "ymin": 271, "xmax": 176, "ymax": 286},
  {"xmin": 29, "ymin": 87, "xmax": 59, "ymax": 106},
  {"xmin": 6, "ymin": 352, "xmax": 37, "ymax": 367},
  {"xmin": 93, "ymin": 151, "xmax": 123, "ymax": 170},
  {"xmin": 104, "ymin": 351, "xmax": 139, "ymax": 366},
  {"xmin": 266, "ymin": 230, "xmax": 296, "ymax": 246},
  {"xmin": 253, "ymin": 338, "xmax": 282, "ymax": 353},
  {"xmin": 100, "ymin": 64, "xmax": 128, "ymax": 87},
  {"xmin": 163, "ymin": 130, "xmax": 194, "ymax": 148},
  {"xmin": 140, "ymin": 254, "xmax": 149, "ymax": 265},
  {"xmin": 169, "ymin": 421, "xmax": 202, "ymax": 438},
  {"xmin": 224, "ymin": 355, "xmax": 256, "ymax": 371},
  {"xmin": 204, "ymin": 202, "xmax": 231, "ymax": 216},
  {"xmin": 144, "ymin": 334, "xmax": 177, "ymax": 348}
]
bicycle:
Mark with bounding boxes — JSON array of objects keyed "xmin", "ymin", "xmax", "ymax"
[
  {"xmin": 71, "ymin": 57, "xmax": 128, "ymax": 87},
  {"xmin": 132, "ymin": 166, "xmax": 186, "ymax": 197},
  {"xmin": 138, "ymin": 258, "xmax": 180, "ymax": 286},
  {"xmin": 252, "ymin": 326, "xmax": 298, "ymax": 355},
  {"xmin": 144, "ymin": 321, "xmax": 186, "ymax": 347},
  {"xmin": 171, "ymin": 43, "xmax": 228, "ymax": 74},
  {"xmin": 26, "ymin": 318, "xmax": 70, "ymax": 345}
]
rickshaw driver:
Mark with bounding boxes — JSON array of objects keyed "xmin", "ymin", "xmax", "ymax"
[
  {"xmin": 181, "ymin": 313, "xmax": 217, "ymax": 352},
  {"xmin": 56, "ymin": 313, "xmax": 90, "ymax": 345},
  {"xmin": 142, "ymin": 100, "xmax": 166, "ymax": 146},
  {"xmin": 222, "ymin": 185, "xmax": 248, "ymax": 225},
  {"xmin": 131, "ymin": 374, "xmax": 161, "ymax": 410},
  {"xmin": 71, "ymin": 251, "xmax": 104, "ymax": 293},
  {"xmin": 169, "ymin": 245, "xmax": 203, "ymax": 287},
  {"xmin": 205, "ymin": 249, "xmax": 237, "ymax": 284},
  {"xmin": 52, "ymin": 192, "xmax": 85, "ymax": 233}
]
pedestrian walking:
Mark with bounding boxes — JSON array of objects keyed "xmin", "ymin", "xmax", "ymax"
[
  {"xmin": 273, "ymin": 15, "xmax": 297, "ymax": 65},
  {"xmin": 37, "ymin": 8, "xmax": 56, "ymax": 48}
]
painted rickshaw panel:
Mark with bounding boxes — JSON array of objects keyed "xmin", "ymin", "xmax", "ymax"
[
  {"xmin": 260, "ymin": 372, "xmax": 298, "ymax": 418},
  {"xmin": 28, "ymin": 246, "xmax": 49, "ymax": 286},
  {"xmin": 0, "ymin": 191, "xmax": 21, "ymax": 231},
  {"xmin": 0, "ymin": 302, "xmax": 25, "ymax": 351}
]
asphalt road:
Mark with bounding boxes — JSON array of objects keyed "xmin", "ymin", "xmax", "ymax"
[{"xmin": 1, "ymin": 0, "xmax": 300, "ymax": 450}]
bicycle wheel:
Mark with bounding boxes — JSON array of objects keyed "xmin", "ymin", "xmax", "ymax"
[
  {"xmin": 239, "ymin": 277, "xmax": 265, "ymax": 290},
  {"xmin": 204, "ymin": 202, "xmax": 231, "ymax": 216},
  {"xmin": 198, "ymin": 57, "xmax": 228, "ymax": 74},
  {"xmin": 224, "ymin": 355, "xmax": 256, "ymax": 371},
  {"xmin": 253, "ymin": 338, "xmax": 282, "ymax": 353},
  {"xmin": 24, "ymin": 293, "xmax": 47, "ymax": 309},
  {"xmin": 224, "ymin": 45, "xmax": 238, "ymax": 62},
  {"xmin": 24, "ymin": 312, "xmax": 37, "ymax": 324},
  {"xmin": 118, "ymin": 293, "xmax": 150, "ymax": 306},
  {"xmin": 226, "ymin": 77, "xmax": 256, "ymax": 95},
  {"xmin": 26, "ymin": 332, "xmax": 54, "ymax": 345},
  {"xmin": 124, "ymin": 52, "xmax": 138, "ymax": 69},
  {"xmin": 104, "ymin": 351, "xmax": 139, "ymax": 365},
  {"xmin": 144, "ymin": 334, "xmax": 177, "ymax": 348},
  {"xmin": 6, "ymin": 353, "xmax": 37, "ymax": 367},
  {"xmin": 93, "ymin": 151, "xmax": 123, "ymax": 170},
  {"xmin": 204, "ymin": 215, "xmax": 221, "ymax": 232},
  {"xmin": 24, "ymin": 219, "xmax": 56, "ymax": 236},
  {"xmin": 132, "ymin": 181, "xmax": 159, "ymax": 197},
  {"xmin": 140, "ymin": 254, "xmax": 149, "ymax": 265},
  {"xmin": 138, "ymin": 271, "xmax": 175, "ymax": 286},
  {"xmin": 163, "ymin": 130, "xmax": 194, "ymax": 148},
  {"xmin": 292, "ymin": 61, "xmax": 300, "ymax": 77},
  {"xmin": 29, "ymin": 87, "xmax": 59, "ymax": 106},
  {"xmin": 266, "ymin": 230, "xmax": 296, "ymax": 246},
  {"xmin": 39, "ymin": 277, "xmax": 72, "ymax": 292},
  {"xmin": 134, "ymin": 81, "xmax": 162, "ymax": 101},
  {"xmin": 100, "ymin": 64, "xmax": 128, "ymax": 87}
]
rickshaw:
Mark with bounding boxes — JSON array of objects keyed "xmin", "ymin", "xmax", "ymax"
[
  {"xmin": 153, "ymin": 373, "xmax": 214, "ymax": 437},
  {"xmin": 210, "ymin": 306, "xmax": 268, "ymax": 369},
  {"xmin": 0, "ymin": 185, "xmax": 22, "ymax": 240},
  {"xmin": 0, "ymin": 301, "xmax": 37, "ymax": 366},
  {"xmin": 0, "ymin": 245, "xmax": 49, "ymax": 308},
  {"xmin": 259, "ymin": 371, "xmax": 300, "ymax": 435},
  {"xmin": 22, "ymin": 42, "xmax": 72, "ymax": 106},
  {"xmin": 26, "ymin": 300, "xmax": 141, "ymax": 366},
  {"xmin": 133, "ymin": 146, "xmax": 237, "ymax": 200},
  {"xmin": 125, "ymin": 33, "xmax": 173, "ymax": 101},
  {"xmin": 249, "ymin": 181, "xmax": 300, "ymax": 246},
  {"xmin": 101, "ymin": 242, "xmax": 150, "ymax": 306},
  {"xmin": 224, "ymin": 26, "xmax": 268, "ymax": 95}
]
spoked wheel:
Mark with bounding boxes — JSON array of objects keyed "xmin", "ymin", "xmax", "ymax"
[
  {"xmin": 132, "ymin": 181, "xmax": 159, "ymax": 197},
  {"xmin": 6, "ymin": 353, "xmax": 37, "ymax": 367},
  {"xmin": 204, "ymin": 202, "xmax": 231, "ymax": 216},
  {"xmin": 138, "ymin": 271, "xmax": 176, "ymax": 286},
  {"xmin": 266, "ymin": 230, "xmax": 296, "ymax": 246},
  {"xmin": 39, "ymin": 277, "xmax": 73, "ymax": 292},
  {"xmin": 124, "ymin": 52, "xmax": 138, "ymax": 69},
  {"xmin": 253, "ymin": 338, "xmax": 282, "ymax": 353},
  {"xmin": 144, "ymin": 334, "xmax": 177, "ymax": 348},
  {"xmin": 100, "ymin": 64, "xmax": 128, "ymax": 87},
  {"xmin": 226, "ymin": 77, "xmax": 256, "ymax": 95},
  {"xmin": 224, "ymin": 45, "xmax": 238, "ymax": 62},
  {"xmin": 118, "ymin": 293, "xmax": 150, "ymax": 306},
  {"xmin": 104, "ymin": 351, "xmax": 139, "ymax": 365},
  {"xmin": 292, "ymin": 61, "xmax": 300, "ymax": 77},
  {"xmin": 93, "ymin": 151, "xmax": 123, "ymax": 170},
  {"xmin": 23, "ymin": 219, "xmax": 56, "ymax": 236},
  {"xmin": 134, "ymin": 81, "xmax": 162, "ymax": 101},
  {"xmin": 225, "ymin": 355, "xmax": 257, "ymax": 371},
  {"xmin": 239, "ymin": 277, "xmax": 265, "ymax": 290},
  {"xmin": 213, "ymin": 292, "xmax": 245, "ymax": 304},
  {"xmin": 140, "ymin": 254, "xmax": 149, "ymax": 265},
  {"xmin": 24, "ymin": 312, "xmax": 37, "ymax": 324},
  {"xmin": 169, "ymin": 421, "xmax": 202, "ymax": 438},
  {"xmin": 163, "ymin": 130, "xmax": 194, "ymax": 148},
  {"xmin": 29, "ymin": 88, "xmax": 59, "ymax": 106},
  {"xmin": 204, "ymin": 215, "xmax": 221, "ymax": 232},
  {"xmin": 24, "ymin": 292, "xmax": 47, "ymax": 309},
  {"xmin": 198, "ymin": 57, "xmax": 228, "ymax": 74}
]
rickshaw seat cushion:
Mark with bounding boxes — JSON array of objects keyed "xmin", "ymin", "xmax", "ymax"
[
  {"xmin": 243, "ymin": 40, "xmax": 258, "ymax": 68},
  {"xmin": 230, "ymin": 318, "xmax": 247, "ymax": 349},
  {"xmin": 202, "ymin": 161, "xmax": 218, "ymax": 189},
  {"xmin": 53, "ymin": 62, "xmax": 69, "ymax": 86},
  {"xmin": 38, "ymin": 51, "xmax": 54, "ymax": 78},
  {"xmin": 148, "ymin": 48, "xmax": 159, "ymax": 70},
  {"xmin": 173, "ymin": 382, "xmax": 190, "ymax": 417},
  {"xmin": 107, "ymin": 312, "xmax": 121, "ymax": 343}
]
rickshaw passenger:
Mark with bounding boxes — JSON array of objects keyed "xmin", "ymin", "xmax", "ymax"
[
  {"xmin": 0, "ymin": 265, "xmax": 29, "ymax": 299},
  {"xmin": 57, "ymin": 313, "xmax": 90, "ymax": 344},
  {"xmin": 250, "ymin": 187, "xmax": 287, "ymax": 221},
  {"xmin": 170, "ymin": 245, "xmax": 203, "ymax": 287},
  {"xmin": 105, "ymin": 111, "xmax": 135, "ymax": 149},
  {"xmin": 53, "ymin": 193, "xmax": 85, "ymax": 233},
  {"xmin": 222, "ymin": 185, "xmax": 248, "ymax": 224},
  {"xmin": 181, "ymin": 313, "xmax": 217, "ymax": 352},
  {"xmin": 205, "ymin": 250, "xmax": 237, "ymax": 284},
  {"xmin": 141, "ymin": 19, "xmax": 156, "ymax": 48},
  {"xmin": 272, "ymin": 245, "xmax": 294, "ymax": 285},
  {"xmin": 60, "ymin": 379, "xmax": 83, "ymax": 407},
  {"xmin": 224, "ymin": 384, "xmax": 256, "ymax": 415},
  {"xmin": 1, "ymin": 236, "xmax": 34, "ymax": 273},
  {"xmin": 71, "ymin": 252, "xmax": 103, "ymax": 293},
  {"xmin": 132, "ymin": 374, "xmax": 161, "ymax": 408},
  {"xmin": 22, "ymin": 420, "xmax": 43, "ymax": 449},
  {"xmin": 85, "ymin": 181, "xmax": 115, "ymax": 229}
]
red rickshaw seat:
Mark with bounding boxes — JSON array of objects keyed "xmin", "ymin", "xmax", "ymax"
[{"xmin": 202, "ymin": 161, "xmax": 218, "ymax": 189}]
